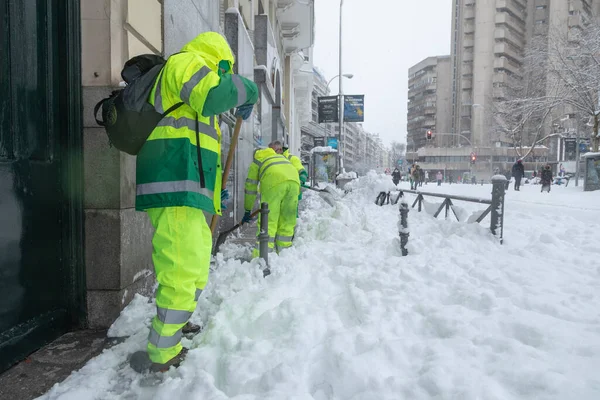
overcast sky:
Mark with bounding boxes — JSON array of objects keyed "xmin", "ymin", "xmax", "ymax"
[{"xmin": 312, "ymin": 0, "xmax": 452, "ymax": 146}]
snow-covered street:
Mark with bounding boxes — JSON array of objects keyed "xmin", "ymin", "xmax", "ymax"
[{"xmin": 40, "ymin": 173, "xmax": 600, "ymax": 400}]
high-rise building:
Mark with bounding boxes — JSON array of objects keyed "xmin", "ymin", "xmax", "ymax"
[
  {"xmin": 407, "ymin": 56, "xmax": 453, "ymax": 152},
  {"xmin": 407, "ymin": 0, "xmax": 600, "ymax": 179}
]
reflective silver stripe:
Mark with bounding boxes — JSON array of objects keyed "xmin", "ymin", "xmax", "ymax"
[
  {"xmin": 157, "ymin": 116, "xmax": 218, "ymax": 141},
  {"xmin": 148, "ymin": 327, "xmax": 183, "ymax": 348},
  {"xmin": 276, "ymin": 235, "xmax": 293, "ymax": 242},
  {"xmin": 231, "ymin": 75, "xmax": 247, "ymax": 106},
  {"xmin": 245, "ymin": 189, "xmax": 258, "ymax": 195},
  {"xmin": 246, "ymin": 178, "xmax": 259, "ymax": 185},
  {"xmin": 157, "ymin": 307, "xmax": 192, "ymax": 324},
  {"xmin": 259, "ymin": 161, "xmax": 291, "ymax": 180},
  {"xmin": 194, "ymin": 289, "xmax": 202, "ymax": 301},
  {"xmin": 253, "ymin": 159, "xmax": 263, "ymax": 167},
  {"xmin": 180, "ymin": 66, "xmax": 211, "ymax": 104},
  {"xmin": 155, "ymin": 74, "xmax": 164, "ymax": 113},
  {"xmin": 137, "ymin": 180, "xmax": 214, "ymax": 198}
]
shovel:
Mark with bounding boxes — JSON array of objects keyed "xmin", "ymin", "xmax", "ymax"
[
  {"xmin": 301, "ymin": 184, "xmax": 341, "ymax": 198},
  {"xmin": 210, "ymin": 117, "xmax": 243, "ymax": 234},
  {"xmin": 301, "ymin": 184, "xmax": 342, "ymax": 206},
  {"xmin": 212, "ymin": 209, "xmax": 260, "ymax": 255}
]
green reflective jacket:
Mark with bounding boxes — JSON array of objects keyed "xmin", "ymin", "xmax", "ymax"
[
  {"xmin": 136, "ymin": 32, "xmax": 258, "ymax": 214},
  {"xmin": 283, "ymin": 149, "xmax": 307, "ymax": 181},
  {"xmin": 244, "ymin": 148, "xmax": 300, "ymax": 211}
]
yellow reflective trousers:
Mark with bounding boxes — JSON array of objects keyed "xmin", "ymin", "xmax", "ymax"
[
  {"xmin": 146, "ymin": 206, "xmax": 212, "ymax": 363},
  {"xmin": 253, "ymin": 180, "xmax": 299, "ymax": 257}
]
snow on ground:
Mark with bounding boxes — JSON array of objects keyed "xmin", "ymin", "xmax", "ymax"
[{"xmin": 40, "ymin": 171, "xmax": 600, "ymax": 400}]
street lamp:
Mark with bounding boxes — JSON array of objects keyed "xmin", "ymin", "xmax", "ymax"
[
  {"xmin": 326, "ymin": 73, "xmax": 353, "ymax": 89},
  {"xmin": 337, "ymin": 0, "xmax": 346, "ymax": 175}
]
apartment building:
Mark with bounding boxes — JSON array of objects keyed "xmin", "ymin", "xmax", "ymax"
[
  {"xmin": 407, "ymin": 56, "xmax": 453, "ymax": 151},
  {"xmin": 300, "ymin": 68, "xmax": 333, "ymax": 164}
]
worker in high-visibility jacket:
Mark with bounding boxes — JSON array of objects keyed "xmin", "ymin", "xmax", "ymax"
[
  {"xmin": 243, "ymin": 141, "xmax": 300, "ymax": 256},
  {"xmin": 132, "ymin": 32, "xmax": 258, "ymax": 373},
  {"xmin": 282, "ymin": 147, "xmax": 307, "ymax": 217}
]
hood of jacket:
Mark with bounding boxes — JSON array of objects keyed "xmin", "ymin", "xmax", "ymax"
[{"xmin": 180, "ymin": 32, "xmax": 235, "ymax": 73}]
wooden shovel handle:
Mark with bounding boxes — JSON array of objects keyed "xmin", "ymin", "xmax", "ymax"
[{"xmin": 210, "ymin": 117, "xmax": 243, "ymax": 234}]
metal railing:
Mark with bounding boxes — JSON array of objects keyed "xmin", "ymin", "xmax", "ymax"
[{"xmin": 377, "ymin": 176, "xmax": 507, "ymax": 244}]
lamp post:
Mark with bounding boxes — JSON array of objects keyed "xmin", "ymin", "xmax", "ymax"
[
  {"xmin": 337, "ymin": 0, "xmax": 345, "ymax": 175},
  {"xmin": 326, "ymin": 72, "xmax": 353, "ymax": 176}
]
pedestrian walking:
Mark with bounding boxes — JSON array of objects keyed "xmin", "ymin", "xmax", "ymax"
[
  {"xmin": 392, "ymin": 168, "xmax": 401, "ymax": 186},
  {"xmin": 436, "ymin": 171, "xmax": 443, "ymax": 186},
  {"xmin": 512, "ymin": 159, "xmax": 525, "ymax": 191}
]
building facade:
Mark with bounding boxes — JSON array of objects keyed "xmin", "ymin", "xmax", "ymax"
[
  {"xmin": 405, "ymin": 0, "xmax": 600, "ymax": 179},
  {"xmin": 407, "ymin": 56, "xmax": 453, "ymax": 152}
]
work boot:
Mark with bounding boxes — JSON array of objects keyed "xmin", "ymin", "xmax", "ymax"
[
  {"xmin": 130, "ymin": 348, "xmax": 189, "ymax": 373},
  {"xmin": 182, "ymin": 321, "xmax": 202, "ymax": 336}
]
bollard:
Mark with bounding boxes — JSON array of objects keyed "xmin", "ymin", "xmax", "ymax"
[
  {"xmin": 490, "ymin": 175, "xmax": 507, "ymax": 243},
  {"xmin": 258, "ymin": 202, "xmax": 270, "ymax": 275},
  {"xmin": 399, "ymin": 201, "xmax": 409, "ymax": 256}
]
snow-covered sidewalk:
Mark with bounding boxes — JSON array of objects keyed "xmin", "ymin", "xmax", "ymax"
[{"xmin": 40, "ymin": 172, "xmax": 600, "ymax": 400}]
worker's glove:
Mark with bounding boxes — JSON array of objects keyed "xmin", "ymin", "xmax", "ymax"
[
  {"xmin": 242, "ymin": 210, "xmax": 254, "ymax": 224},
  {"xmin": 299, "ymin": 172, "xmax": 308, "ymax": 185},
  {"xmin": 220, "ymin": 189, "xmax": 229, "ymax": 210},
  {"xmin": 234, "ymin": 104, "xmax": 254, "ymax": 120}
]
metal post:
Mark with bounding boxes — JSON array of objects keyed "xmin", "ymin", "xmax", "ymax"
[
  {"xmin": 490, "ymin": 176, "xmax": 506, "ymax": 243},
  {"xmin": 258, "ymin": 202, "xmax": 270, "ymax": 275},
  {"xmin": 399, "ymin": 201, "xmax": 409, "ymax": 256},
  {"xmin": 575, "ymin": 129, "xmax": 580, "ymax": 187},
  {"xmin": 337, "ymin": 0, "xmax": 344, "ymax": 175}
]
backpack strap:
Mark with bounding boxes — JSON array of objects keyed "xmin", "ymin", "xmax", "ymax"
[
  {"xmin": 162, "ymin": 101, "xmax": 184, "ymax": 117},
  {"xmin": 94, "ymin": 98, "xmax": 107, "ymax": 126}
]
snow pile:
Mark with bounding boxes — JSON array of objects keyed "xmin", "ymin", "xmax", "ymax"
[
  {"xmin": 39, "ymin": 175, "xmax": 600, "ymax": 400},
  {"xmin": 344, "ymin": 170, "xmax": 397, "ymax": 200},
  {"xmin": 337, "ymin": 171, "xmax": 358, "ymax": 179},
  {"xmin": 310, "ymin": 146, "xmax": 337, "ymax": 153}
]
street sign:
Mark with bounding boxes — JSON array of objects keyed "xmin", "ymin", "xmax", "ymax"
[
  {"xmin": 313, "ymin": 137, "xmax": 325, "ymax": 147},
  {"xmin": 343, "ymin": 95, "xmax": 364, "ymax": 122},
  {"xmin": 564, "ymin": 138, "xmax": 576, "ymax": 154},
  {"xmin": 318, "ymin": 96, "xmax": 339, "ymax": 123},
  {"xmin": 327, "ymin": 137, "xmax": 338, "ymax": 149}
]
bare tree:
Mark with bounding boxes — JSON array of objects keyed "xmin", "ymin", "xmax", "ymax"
[
  {"xmin": 533, "ymin": 24, "xmax": 600, "ymax": 151},
  {"xmin": 491, "ymin": 33, "xmax": 566, "ymax": 160},
  {"xmin": 389, "ymin": 141, "xmax": 406, "ymax": 168}
]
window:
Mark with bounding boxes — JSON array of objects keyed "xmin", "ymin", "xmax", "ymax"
[
  {"xmin": 536, "ymin": 5, "xmax": 547, "ymax": 9},
  {"xmin": 536, "ymin": 20, "xmax": 546, "ymax": 24}
]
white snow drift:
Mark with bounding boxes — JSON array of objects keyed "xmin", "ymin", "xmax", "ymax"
[{"xmin": 39, "ymin": 171, "xmax": 600, "ymax": 400}]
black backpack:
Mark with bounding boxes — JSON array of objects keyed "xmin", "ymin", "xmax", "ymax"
[{"xmin": 94, "ymin": 54, "xmax": 184, "ymax": 155}]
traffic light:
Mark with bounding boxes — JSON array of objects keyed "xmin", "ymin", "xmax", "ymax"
[
  {"xmin": 470, "ymin": 153, "xmax": 477, "ymax": 164},
  {"xmin": 426, "ymin": 130, "xmax": 432, "ymax": 140}
]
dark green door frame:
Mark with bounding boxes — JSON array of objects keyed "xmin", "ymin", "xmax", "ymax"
[
  {"xmin": 59, "ymin": 0, "xmax": 86, "ymax": 330},
  {"xmin": 0, "ymin": 0, "xmax": 85, "ymax": 372}
]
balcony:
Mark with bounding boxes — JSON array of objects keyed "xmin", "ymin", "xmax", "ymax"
[
  {"xmin": 493, "ymin": 72, "xmax": 508, "ymax": 84},
  {"xmin": 462, "ymin": 79, "xmax": 473, "ymax": 90},
  {"xmin": 494, "ymin": 57, "xmax": 521, "ymax": 76},
  {"xmin": 496, "ymin": 0, "xmax": 526, "ymax": 24},
  {"xmin": 464, "ymin": 24, "xmax": 474, "ymax": 34},
  {"xmin": 277, "ymin": 0, "xmax": 315, "ymax": 53},
  {"xmin": 464, "ymin": 9, "xmax": 475, "ymax": 20},
  {"xmin": 463, "ymin": 51, "xmax": 473, "ymax": 62},
  {"xmin": 494, "ymin": 42, "xmax": 522, "ymax": 62},
  {"xmin": 568, "ymin": 14, "xmax": 583, "ymax": 28},
  {"xmin": 493, "ymin": 86, "xmax": 507, "ymax": 99},
  {"xmin": 494, "ymin": 28, "xmax": 524, "ymax": 48},
  {"xmin": 463, "ymin": 38, "xmax": 474, "ymax": 48}
]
